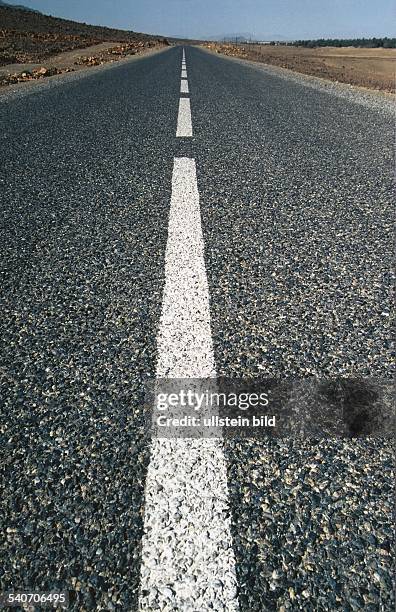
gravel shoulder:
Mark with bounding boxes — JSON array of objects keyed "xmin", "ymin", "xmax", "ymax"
[
  {"xmin": 0, "ymin": 45, "xmax": 170, "ymax": 101},
  {"xmin": 203, "ymin": 43, "xmax": 396, "ymax": 93},
  {"xmin": 201, "ymin": 46, "xmax": 395, "ymax": 118},
  {"xmin": 0, "ymin": 41, "xmax": 169, "ymax": 90},
  {"xmin": 0, "ymin": 42, "xmax": 125, "ymax": 76}
]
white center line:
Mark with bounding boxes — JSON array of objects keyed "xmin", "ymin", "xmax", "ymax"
[
  {"xmin": 181, "ymin": 68, "xmax": 188, "ymax": 78},
  {"xmin": 139, "ymin": 158, "xmax": 239, "ymax": 611},
  {"xmin": 176, "ymin": 98, "xmax": 193, "ymax": 137},
  {"xmin": 180, "ymin": 79, "xmax": 189, "ymax": 93}
]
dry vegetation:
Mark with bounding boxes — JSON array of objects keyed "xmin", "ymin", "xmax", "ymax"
[{"xmin": 205, "ymin": 43, "xmax": 396, "ymax": 93}]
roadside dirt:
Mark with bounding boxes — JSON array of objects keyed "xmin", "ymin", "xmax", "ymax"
[
  {"xmin": 205, "ymin": 43, "xmax": 396, "ymax": 93},
  {"xmin": 0, "ymin": 5, "xmax": 169, "ymax": 86},
  {"xmin": 0, "ymin": 40, "xmax": 167, "ymax": 86}
]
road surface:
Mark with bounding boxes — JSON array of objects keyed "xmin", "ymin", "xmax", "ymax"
[{"xmin": 0, "ymin": 46, "xmax": 394, "ymax": 611}]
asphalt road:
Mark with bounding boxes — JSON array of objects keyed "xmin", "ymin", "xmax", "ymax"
[{"xmin": 1, "ymin": 46, "xmax": 394, "ymax": 611}]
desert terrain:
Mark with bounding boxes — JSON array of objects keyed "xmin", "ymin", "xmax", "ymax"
[
  {"xmin": 205, "ymin": 43, "xmax": 396, "ymax": 92},
  {"xmin": 0, "ymin": 5, "xmax": 169, "ymax": 85}
]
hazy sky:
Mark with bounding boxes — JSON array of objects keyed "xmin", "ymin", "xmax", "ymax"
[{"xmin": 6, "ymin": 0, "xmax": 396, "ymax": 39}]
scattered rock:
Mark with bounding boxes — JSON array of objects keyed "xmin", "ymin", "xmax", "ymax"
[{"xmin": 34, "ymin": 66, "xmax": 49, "ymax": 76}]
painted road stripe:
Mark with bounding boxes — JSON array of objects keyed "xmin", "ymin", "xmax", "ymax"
[
  {"xmin": 176, "ymin": 98, "xmax": 192, "ymax": 137},
  {"xmin": 180, "ymin": 79, "xmax": 189, "ymax": 94},
  {"xmin": 181, "ymin": 69, "xmax": 188, "ymax": 78},
  {"xmin": 139, "ymin": 158, "xmax": 239, "ymax": 611}
]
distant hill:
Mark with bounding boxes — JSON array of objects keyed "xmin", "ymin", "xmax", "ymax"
[
  {"xmin": 0, "ymin": 4, "xmax": 148, "ymax": 39},
  {"xmin": 0, "ymin": 3, "xmax": 166, "ymax": 67},
  {"xmin": 0, "ymin": 0, "xmax": 41, "ymax": 13},
  {"xmin": 207, "ymin": 32, "xmax": 289, "ymax": 43}
]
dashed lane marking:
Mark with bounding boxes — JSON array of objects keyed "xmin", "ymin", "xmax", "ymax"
[
  {"xmin": 139, "ymin": 157, "xmax": 239, "ymax": 611},
  {"xmin": 176, "ymin": 97, "xmax": 193, "ymax": 137}
]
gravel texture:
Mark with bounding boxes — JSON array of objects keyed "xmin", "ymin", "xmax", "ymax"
[
  {"xmin": 189, "ymin": 47, "xmax": 395, "ymax": 610},
  {"xmin": 0, "ymin": 47, "xmax": 180, "ymax": 610},
  {"xmin": 203, "ymin": 47, "xmax": 395, "ymax": 119},
  {"xmin": 190, "ymin": 47, "xmax": 394, "ymax": 379},
  {"xmin": 0, "ymin": 46, "xmax": 168, "ymax": 103},
  {"xmin": 225, "ymin": 438, "xmax": 395, "ymax": 611},
  {"xmin": 1, "ymin": 44, "xmax": 394, "ymax": 611}
]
